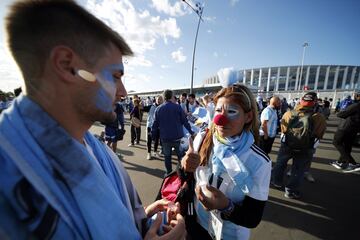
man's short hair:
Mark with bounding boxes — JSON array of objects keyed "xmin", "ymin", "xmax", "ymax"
[
  {"xmin": 188, "ymin": 93, "xmax": 195, "ymax": 99},
  {"xmin": 181, "ymin": 92, "xmax": 187, "ymax": 98},
  {"xmin": 163, "ymin": 89, "xmax": 173, "ymax": 101},
  {"xmin": 6, "ymin": 0, "xmax": 133, "ymax": 92}
]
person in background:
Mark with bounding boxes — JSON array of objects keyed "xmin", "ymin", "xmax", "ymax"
[
  {"xmin": 0, "ymin": 92, "xmax": 7, "ymax": 114},
  {"xmin": 187, "ymin": 93, "xmax": 199, "ymax": 114},
  {"xmin": 180, "ymin": 92, "xmax": 188, "ymax": 113},
  {"xmin": 256, "ymin": 96, "xmax": 264, "ymax": 113},
  {"xmin": 280, "ymin": 97, "xmax": 288, "ymax": 116},
  {"xmin": 115, "ymin": 98, "xmax": 125, "ymax": 131},
  {"xmin": 335, "ymin": 98, "xmax": 341, "ymax": 113},
  {"xmin": 129, "ymin": 99, "xmax": 141, "ymax": 146},
  {"xmin": 128, "ymin": 97, "xmax": 134, "ymax": 112},
  {"xmin": 146, "ymin": 95, "xmax": 163, "ymax": 160},
  {"xmin": 14, "ymin": 87, "xmax": 22, "ymax": 97},
  {"xmin": 202, "ymin": 93, "xmax": 215, "ymax": 124},
  {"xmin": 259, "ymin": 96, "xmax": 281, "ymax": 155},
  {"xmin": 331, "ymin": 93, "xmax": 360, "ymax": 173},
  {"xmin": 272, "ymin": 92, "xmax": 326, "ymax": 199},
  {"xmin": 322, "ymin": 100, "xmax": 331, "ymax": 119},
  {"xmin": 0, "ymin": 1, "xmax": 185, "ymax": 239},
  {"xmin": 152, "ymin": 89, "xmax": 194, "ymax": 174},
  {"xmin": 104, "ymin": 110, "xmax": 120, "ymax": 155},
  {"xmin": 340, "ymin": 95, "xmax": 353, "ymax": 111}
]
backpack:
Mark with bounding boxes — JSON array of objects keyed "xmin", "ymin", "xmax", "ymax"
[{"xmin": 285, "ymin": 110, "xmax": 314, "ymax": 150}]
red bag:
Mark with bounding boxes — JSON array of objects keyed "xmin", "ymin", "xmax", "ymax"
[{"xmin": 160, "ymin": 172, "xmax": 183, "ymax": 202}]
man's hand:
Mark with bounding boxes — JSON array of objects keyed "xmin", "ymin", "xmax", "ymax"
[
  {"xmin": 181, "ymin": 137, "xmax": 200, "ymax": 172},
  {"xmin": 145, "ymin": 199, "xmax": 180, "ymax": 223},
  {"xmin": 195, "ymin": 185, "xmax": 229, "ymax": 211},
  {"xmin": 144, "ymin": 213, "xmax": 186, "ymax": 240}
]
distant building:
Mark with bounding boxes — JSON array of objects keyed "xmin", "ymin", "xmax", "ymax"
[
  {"xmin": 130, "ymin": 65, "xmax": 359, "ymax": 102},
  {"xmin": 204, "ymin": 65, "xmax": 360, "ymax": 100}
]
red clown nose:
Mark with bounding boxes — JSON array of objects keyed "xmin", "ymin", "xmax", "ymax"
[{"xmin": 213, "ymin": 114, "xmax": 228, "ymax": 126}]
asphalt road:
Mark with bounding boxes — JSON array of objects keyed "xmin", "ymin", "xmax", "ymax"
[{"xmin": 90, "ymin": 113, "xmax": 360, "ymax": 240}]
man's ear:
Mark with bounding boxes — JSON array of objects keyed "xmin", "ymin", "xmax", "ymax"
[
  {"xmin": 245, "ymin": 111, "xmax": 253, "ymax": 124},
  {"xmin": 50, "ymin": 46, "xmax": 77, "ymax": 83}
]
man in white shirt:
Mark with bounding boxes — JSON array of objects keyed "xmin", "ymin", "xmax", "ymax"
[{"xmin": 259, "ymin": 96, "xmax": 281, "ymax": 154}]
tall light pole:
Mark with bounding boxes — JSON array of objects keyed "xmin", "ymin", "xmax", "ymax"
[
  {"xmin": 182, "ymin": 0, "xmax": 204, "ymax": 94},
  {"xmin": 298, "ymin": 42, "xmax": 309, "ymax": 91}
]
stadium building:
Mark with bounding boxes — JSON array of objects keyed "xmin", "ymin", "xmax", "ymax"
[
  {"xmin": 204, "ymin": 65, "xmax": 360, "ymax": 100},
  {"xmin": 130, "ymin": 65, "xmax": 359, "ymax": 102}
]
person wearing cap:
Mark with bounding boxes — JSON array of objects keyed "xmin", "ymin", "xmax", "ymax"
[
  {"xmin": 331, "ymin": 93, "xmax": 360, "ymax": 173},
  {"xmin": 271, "ymin": 92, "xmax": 326, "ymax": 199}
]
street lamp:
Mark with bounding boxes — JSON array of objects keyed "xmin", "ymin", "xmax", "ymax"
[
  {"xmin": 298, "ymin": 42, "xmax": 309, "ymax": 91},
  {"xmin": 182, "ymin": 0, "xmax": 204, "ymax": 94}
]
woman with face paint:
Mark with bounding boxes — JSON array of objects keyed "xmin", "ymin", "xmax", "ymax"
[{"xmin": 181, "ymin": 84, "xmax": 271, "ymax": 240}]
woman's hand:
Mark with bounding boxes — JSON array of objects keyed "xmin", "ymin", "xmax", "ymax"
[
  {"xmin": 195, "ymin": 185, "xmax": 229, "ymax": 211},
  {"xmin": 181, "ymin": 137, "xmax": 200, "ymax": 172}
]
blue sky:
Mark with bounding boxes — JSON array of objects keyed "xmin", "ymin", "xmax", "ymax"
[{"xmin": 0, "ymin": 0, "xmax": 360, "ymax": 93}]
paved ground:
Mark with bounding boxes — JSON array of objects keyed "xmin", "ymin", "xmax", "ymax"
[{"xmin": 90, "ymin": 113, "xmax": 360, "ymax": 240}]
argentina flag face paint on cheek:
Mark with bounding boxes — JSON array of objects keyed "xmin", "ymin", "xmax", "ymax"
[{"xmin": 94, "ymin": 63, "xmax": 124, "ymax": 113}]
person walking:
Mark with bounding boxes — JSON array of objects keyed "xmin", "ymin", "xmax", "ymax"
[
  {"xmin": 331, "ymin": 93, "xmax": 360, "ymax": 173},
  {"xmin": 152, "ymin": 90, "xmax": 194, "ymax": 174}
]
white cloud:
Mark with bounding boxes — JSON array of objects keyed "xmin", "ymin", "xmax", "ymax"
[
  {"xmin": 207, "ymin": 29, "xmax": 212, "ymax": 34},
  {"xmin": 230, "ymin": 0, "xmax": 240, "ymax": 7},
  {"xmin": 0, "ymin": 44, "xmax": 23, "ymax": 92},
  {"xmin": 171, "ymin": 47, "xmax": 187, "ymax": 63},
  {"xmin": 213, "ymin": 52, "xmax": 218, "ymax": 58},
  {"xmin": 151, "ymin": 0, "xmax": 189, "ymax": 17},
  {"xmin": 161, "ymin": 64, "xmax": 169, "ymax": 69},
  {"xmin": 85, "ymin": 0, "xmax": 181, "ymax": 68},
  {"xmin": 203, "ymin": 16, "xmax": 216, "ymax": 22}
]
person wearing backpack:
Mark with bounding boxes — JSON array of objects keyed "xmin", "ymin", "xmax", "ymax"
[{"xmin": 271, "ymin": 92, "xmax": 326, "ymax": 199}]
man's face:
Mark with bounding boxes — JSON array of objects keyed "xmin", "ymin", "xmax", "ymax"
[
  {"xmin": 156, "ymin": 96, "xmax": 163, "ymax": 105},
  {"xmin": 276, "ymin": 99, "xmax": 281, "ymax": 108},
  {"xmin": 181, "ymin": 95, "xmax": 186, "ymax": 102},
  {"xmin": 188, "ymin": 96, "xmax": 194, "ymax": 104},
  {"xmin": 75, "ymin": 44, "xmax": 127, "ymax": 123}
]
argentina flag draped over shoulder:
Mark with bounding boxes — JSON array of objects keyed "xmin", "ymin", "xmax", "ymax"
[{"xmin": 0, "ymin": 95, "xmax": 144, "ymax": 239}]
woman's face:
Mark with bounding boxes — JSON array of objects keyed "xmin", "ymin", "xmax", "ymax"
[{"xmin": 214, "ymin": 97, "xmax": 252, "ymax": 138}]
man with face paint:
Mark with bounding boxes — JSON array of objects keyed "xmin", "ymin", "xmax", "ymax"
[{"xmin": 0, "ymin": 1, "xmax": 185, "ymax": 239}]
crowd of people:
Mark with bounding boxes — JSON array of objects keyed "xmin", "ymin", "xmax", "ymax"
[{"xmin": 0, "ymin": 1, "xmax": 359, "ymax": 240}]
